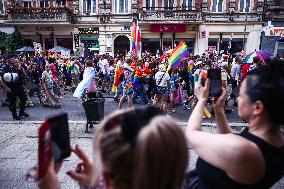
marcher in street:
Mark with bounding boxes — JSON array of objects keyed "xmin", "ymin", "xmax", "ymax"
[
  {"xmin": 1, "ymin": 56, "xmax": 29, "ymax": 120},
  {"xmin": 41, "ymin": 64, "xmax": 60, "ymax": 108}
]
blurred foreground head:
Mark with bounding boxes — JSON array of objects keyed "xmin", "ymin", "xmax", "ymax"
[{"xmin": 95, "ymin": 106, "xmax": 188, "ymax": 189}]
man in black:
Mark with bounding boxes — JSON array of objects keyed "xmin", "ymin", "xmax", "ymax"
[
  {"xmin": 28, "ymin": 63, "xmax": 43, "ymax": 103},
  {"xmin": 1, "ymin": 56, "xmax": 29, "ymax": 120}
]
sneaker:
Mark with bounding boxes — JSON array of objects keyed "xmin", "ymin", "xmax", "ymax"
[
  {"xmin": 184, "ymin": 105, "xmax": 191, "ymax": 110},
  {"xmin": 19, "ymin": 112, "xmax": 30, "ymax": 118},
  {"xmin": 169, "ymin": 108, "xmax": 176, "ymax": 113}
]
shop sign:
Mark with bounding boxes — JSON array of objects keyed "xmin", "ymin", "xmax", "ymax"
[
  {"xmin": 79, "ymin": 27, "xmax": 99, "ymax": 34},
  {"xmin": 201, "ymin": 31, "xmax": 206, "ymax": 38},
  {"xmin": 263, "ymin": 21, "xmax": 284, "ymax": 37},
  {"xmin": 208, "ymin": 46, "xmax": 216, "ymax": 52},
  {"xmin": 150, "ymin": 24, "xmax": 186, "ymax": 33},
  {"xmin": 36, "ymin": 26, "xmax": 54, "ymax": 32}
]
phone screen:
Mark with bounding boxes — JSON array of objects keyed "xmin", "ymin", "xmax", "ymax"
[
  {"xmin": 208, "ymin": 69, "xmax": 222, "ymax": 97},
  {"xmin": 38, "ymin": 113, "xmax": 70, "ymax": 180}
]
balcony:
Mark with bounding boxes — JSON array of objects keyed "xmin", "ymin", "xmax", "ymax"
[
  {"xmin": 5, "ymin": 6, "xmax": 76, "ymax": 24},
  {"xmin": 139, "ymin": 7, "xmax": 201, "ymax": 23}
]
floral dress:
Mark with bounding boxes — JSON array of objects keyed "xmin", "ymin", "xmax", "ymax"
[{"xmin": 122, "ymin": 69, "xmax": 134, "ymax": 96}]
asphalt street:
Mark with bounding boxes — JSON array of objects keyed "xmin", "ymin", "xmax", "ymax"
[
  {"xmin": 0, "ymin": 91, "xmax": 283, "ymax": 189},
  {"xmin": 0, "ymin": 91, "xmax": 244, "ymax": 124}
]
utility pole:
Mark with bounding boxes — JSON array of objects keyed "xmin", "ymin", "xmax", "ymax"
[{"xmin": 243, "ymin": 11, "xmax": 248, "ymax": 51}]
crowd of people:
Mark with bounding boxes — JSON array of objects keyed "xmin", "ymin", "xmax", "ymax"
[
  {"xmin": 37, "ymin": 58, "xmax": 284, "ymax": 189},
  {"xmin": 0, "ymin": 49, "xmax": 275, "ymax": 119},
  {"xmin": 0, "ymin": 49, "xmax": 283, "ymax": 188}
]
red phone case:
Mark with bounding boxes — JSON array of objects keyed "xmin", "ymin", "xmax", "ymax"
[{"xmin": 38, "ymin": 120, "xmax": 52, "ymax": 180}]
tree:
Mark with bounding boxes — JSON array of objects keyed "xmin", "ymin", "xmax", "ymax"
[
  {"xmin": 0, "ymin": 31, "xmax": 7, "ymax": 47},
  {"xmin": 5, "ymin": 31, "xmax": 23, "ymax": 53}
]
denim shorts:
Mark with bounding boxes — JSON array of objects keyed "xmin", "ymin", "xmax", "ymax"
[{"xmin": 156, "ymin": 86, "xmax": 169, "ymax": 96}]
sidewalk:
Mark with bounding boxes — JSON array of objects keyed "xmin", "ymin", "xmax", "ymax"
[{"xmin": 0, "ymin": 121, "xmax": 283, "ymax": 189}]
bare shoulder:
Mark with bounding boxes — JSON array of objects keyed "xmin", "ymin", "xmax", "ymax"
[{"xmin": 225, "ymin": 134, "xmax": 266, "ymax": 185}]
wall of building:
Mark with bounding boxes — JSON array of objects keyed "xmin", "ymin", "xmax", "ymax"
[{"xmin": 197, "ymin": 23, "xmax": 262, "ymax": 54}]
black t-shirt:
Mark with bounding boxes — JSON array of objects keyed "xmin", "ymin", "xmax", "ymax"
[
  {"xmin": 1, "ymin": 65, "xmax": 25, "ymax": 88},
  {"xmin": 30, "ymin": 70, "xmax": 41, "ymax": 84}
]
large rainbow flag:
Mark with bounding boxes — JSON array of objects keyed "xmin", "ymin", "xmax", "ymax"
[
  {"xmin": 130, "ymin": 20, "xmax": 142, "ymax": 57},
  {"xmin": 167, "ymin": 41, "xmax": 189, "ymax": 71}
]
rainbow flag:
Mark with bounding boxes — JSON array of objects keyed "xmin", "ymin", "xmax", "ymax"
[
  {"xmin": 130, "ymin": 21, "xmax": 142, "ymax": 57},
  {"xmin": 167, "ymin": 41, "xmax": 189, "ymax": 71},
  {"xmin": 130, "ymin": 22, "xmax": 137, "ymax": 55},
  {"xmin": 112, "ymin": 62, "xmax": 124, "ymax": 93},
  {"xmin": 126, "ymin": 82, "xmax": 133, "ymax": 95}
]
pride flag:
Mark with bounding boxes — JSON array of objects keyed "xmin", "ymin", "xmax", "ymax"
[
  {"xmin": 130, "ymin": 22, "xmax": 137, "ymax": 55},
  {"xmin": 112, "ymin": 62, "xmax": 124, "ymax": 93},
  {"xmin": 130, "ymin": 20, "xmax": 142, "ymax": 57},
  {"xmin": 167, "ymin": 41, "xmax": 189, "ymax": 71}
]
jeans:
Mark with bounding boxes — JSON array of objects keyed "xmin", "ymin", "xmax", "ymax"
[
  {"xmin": 132, "ymin": 84, "xmax": 148, "ymax": 105},
  {"xmin": 29, "ymin": 83, "xmax": 42, "ymax": 101},
  {"xmin": 114, "ymin": 83, "xmax": 123, "ymax": 98}
]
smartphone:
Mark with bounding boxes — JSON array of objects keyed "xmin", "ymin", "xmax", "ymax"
[
  {"xmin": 208, "ymin": 69, "xmax": 222, "ymax": 97},
  {"xmin": 38, "ymin": 113, "xmax": 71, "ymax": 180}
]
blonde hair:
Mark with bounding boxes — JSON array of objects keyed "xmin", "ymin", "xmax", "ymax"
[
  {"xmin": 95, "ymin": 107, "xmax": 188, "ymax": 189},
  {"xmin": 134, "ymin": 116, "xmax": 188, "ymax": 189}
]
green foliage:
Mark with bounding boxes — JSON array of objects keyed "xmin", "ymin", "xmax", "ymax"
[
  {"xmin": 0, "ymin": 31, "xmax": 7, "ymax": 46},
  {"xmin": 4, "ymin": 31, "xmax": 23, "ymax": 53}
]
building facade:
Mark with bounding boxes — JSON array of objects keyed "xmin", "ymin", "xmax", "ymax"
[
  {"xmin": 1, "ymin": 0, "xmax": 280, "ymax": 56},
  {"xmin": 260, "ymin": 0, "xmax": 284, "ymax": 57}
]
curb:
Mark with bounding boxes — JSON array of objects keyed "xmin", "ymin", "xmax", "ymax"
[{"xmin": 0, "ymin": 121, "xmax": 249, "ymax": 127}]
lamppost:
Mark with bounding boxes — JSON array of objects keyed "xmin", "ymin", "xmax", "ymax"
[{"xmin": 242, "ymin": 11, "xmax": 248, "ymax": 51}]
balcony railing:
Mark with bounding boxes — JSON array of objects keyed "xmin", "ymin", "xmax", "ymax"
[
  {"xmin": 139, "ymin": 7, "xmax": 201, "ymax": 22},
  {"xmin": 6, "ymin": 6, "xmax": 76, "ymax": 23}
]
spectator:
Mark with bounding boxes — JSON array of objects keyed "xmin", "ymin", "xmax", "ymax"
[
  {"xmin": 38, "ymin": 106, "xmax": 188, "ymax": 189},
  {"xmin": 185, "ymin": 59, "xmax": 284, "ymax": 189}
]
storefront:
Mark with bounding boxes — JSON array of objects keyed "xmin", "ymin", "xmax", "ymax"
[
  {"xmin": 74, "ymin": 27, "xmax": 100, "ymax": 53},
  {"xmin": 142, "ymin": 24, "xmax": 196, "ymax": 55},
  {"xmin": 198, "ymin": 23, "xmax": 262, "ymax": 55},
  {"xmin": 261, "ymin": 21, "xmax": 284, "ymax": 57},
  {"xmin": 17, "ymin": 25, "xmax": 73, "ymax": 51}
]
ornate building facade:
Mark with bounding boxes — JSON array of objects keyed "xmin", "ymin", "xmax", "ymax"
[
  {"xmin": 0, "ymin": 0, "xmax": 282, "ymax": 56},
  {"xmin": 260, "ymin": 0, "xmax": 284, "ymax": 57}
]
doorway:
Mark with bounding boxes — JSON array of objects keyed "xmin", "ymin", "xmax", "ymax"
[{"xmin": 114, "ymin": 35, "xmax": 130, "ymax": 56}]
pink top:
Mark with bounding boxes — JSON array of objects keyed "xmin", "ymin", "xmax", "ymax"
[
  {"xmin": 84, "ymin": 67, "xmax": 97, "ymax": 92},
  {"xmin": 50, "ymin": 63, "xmax": 58, "ymax": 79}
]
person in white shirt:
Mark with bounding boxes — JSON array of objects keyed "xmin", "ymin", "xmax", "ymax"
[
  {"xmin": 97, "ymin": 55, "xmax": 110, "ymax": 92},
  {"xmin": 153, "ymin": 64, "xmax": 171, "ymax": 112},
  {"xmin": 229, "ymin": 56, "xmax": 241, "ymax": 106}
]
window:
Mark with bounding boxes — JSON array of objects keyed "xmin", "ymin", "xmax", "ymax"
[
  {"xmin": 164, "ymin": 0, "xmax": 174, "ymax": 10},
  {"xmin": 145, "ymin": 0, "xmax": 156, "ymax": 10},
  {"xmin": 181, "ymin": 0, "xmax": 195, "ymax": 10},
  {"xmin": 56, "ymin": 0, "xmax": 66, "ymax": 7},
  {"xmin": 82, "ymin": 0, "xmax": 96, "ymax": 15},
  {"xmin": 239, "ymin": 0, "xmax": 253, "ymax": 12},
  {"xmin": 113, "ymin": 0, "xmax": 128, "ymax": 14},
  {"xmin": 39, "ymin": 0, "xmax": 50, "ymax": 8},
  {"xmin": 22, "ymin": 0, "xmax": 32, "ymax": 8},
  {"xmin": 211, "ymin": 0, "xmax": 225, "ymax": 12}
]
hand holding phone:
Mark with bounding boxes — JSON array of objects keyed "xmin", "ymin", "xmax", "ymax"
[
  {"xmin": 38, "ymin": 113, "xmax": 70, "ymax": 180},
  {"xmin": 208, "ymin": 69, "xmax": 222, "ymax": 97}
]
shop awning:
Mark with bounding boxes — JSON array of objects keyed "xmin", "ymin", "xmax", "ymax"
[{"xmin": 80, "ymin": 37, "xmax": 98, "ymax": 41}]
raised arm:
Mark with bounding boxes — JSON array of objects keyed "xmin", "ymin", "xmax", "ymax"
[{"xmin": 213, "ymin": 88, "xmax": 233, "ymax": 134}]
